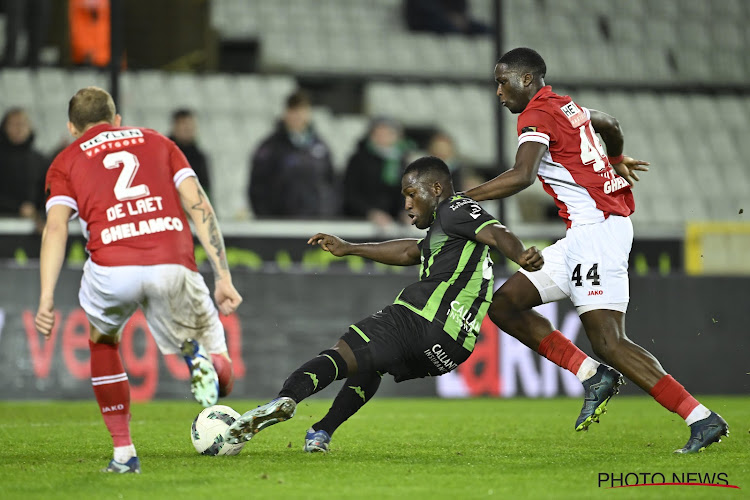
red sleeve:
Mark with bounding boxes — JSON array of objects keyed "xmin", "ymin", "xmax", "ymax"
[
  {"xmin": 44, "ymin": 152, "xmax": 78, "ymax": 214},
  {"xmin": 517, "ymin": 108, "xmax": 557, "ymax": 147}
]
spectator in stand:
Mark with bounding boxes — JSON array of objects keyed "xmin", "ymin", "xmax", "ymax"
[
  {"xmin": 425, "ymin": 130, "xmax": 477, "ymax": 191},
  {"xmin": 1, "ymin": 0, "xmax": 52, "ymax": 68},
  {"xmin": 169, "ymin": 109, "xmax": 211, "ymax": 198},
  {"xmin": 404, "ymin": 0, "xmax": 492, "ymax": 36},
  {"xmin": 0, "ymin": 108, "xmax": 48, "ymax": 223},
  {"xmin": 343, "ymin": 117, "xmax": 413, "ymax": 229},
  {"xmin": 248, "ymin": 90, "xmax": 337, "ymax": 218},
  {"xmin": 425, "ymin": 129, "xmax": 496, "ymax": 214}
]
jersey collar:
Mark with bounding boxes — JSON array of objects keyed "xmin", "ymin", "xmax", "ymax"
[{"xmin": 527, "ymin": 85, "xmax": 553, "ymax": 108}]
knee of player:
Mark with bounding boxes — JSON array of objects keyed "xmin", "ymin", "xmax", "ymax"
[{"xmin": 331, "ymin": 340, "xmax": 358, "ymax": 377}]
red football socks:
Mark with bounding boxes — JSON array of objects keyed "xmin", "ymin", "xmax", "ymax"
[
  {"xmin": 90, "ymin": 340, "xmax": 132, "ymax": 447},
  {"xmin": 537, "ymin": 330, "xmax": 587, "ymax": 375},
  {"xmin": 211, "ymin": 354, "xmax": 234, "ymax": 397},
  {"xmin": 649, "ymin": 374, "xmax": 699, "ymax": 419}
]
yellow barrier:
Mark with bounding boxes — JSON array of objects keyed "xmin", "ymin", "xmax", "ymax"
[{"xmin": 685, "ymin": 222, "xmax": 750, "ymax": 275}]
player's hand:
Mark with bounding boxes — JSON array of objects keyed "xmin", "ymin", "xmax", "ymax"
[
  {"xmin": 35, "ymin": 297, "xmax": 56, "ymax": 338},
  {"xmin": 214, "ymin": 279, "xmax": 242, "ymax": 316},
  {"xmin": 612, "ymin": 156, "xmax": 649, "ymax": 186},
  {"xmin": 517, "ymin": 246, "xmax": 544, "ymax": 272},
  {"xmin": 307, "ymin": 233, "xmax": 352, "ymax": 257}
]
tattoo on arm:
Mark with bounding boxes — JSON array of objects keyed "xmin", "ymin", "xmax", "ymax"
[
  {"xmin": 190, "ymin": 185, "xmax": 211, "ymax": 223},
  {"xmin": 208, "ymin": 215, "xmax": 229, "ymax": 275},
  {"xmin": 190, "ymin": 183, "xmax": 229, "ymax": 276}
]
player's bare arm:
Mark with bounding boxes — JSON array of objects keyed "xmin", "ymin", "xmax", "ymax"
[
  {"xmin": 589, "ymin": 109, "xmax": 649, "ymax": 185},
  {"xmin": 464, "ymin": 141, "xmax": 547, "ymax": 201},
  {"xmin": 180, "ymin": 177, "xmax": 229, "ymax": 277},
  {"xmin": 475, "ymin": 223, "xmax": 543, "ymax": 272},
  {"xmin": 308, "ymin": 233, "xmax": 421, "ymax": 266},
  {"xmin": 36, "ymin": 204, "xmax": 73, "ymax": 337},
  {"xmin": 178, "ymin": 176, "xmax": 242, "ymax": 315}
]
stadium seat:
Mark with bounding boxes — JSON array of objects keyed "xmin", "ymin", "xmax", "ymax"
[
  {"xmin": 648, "ymin": 0, "xmax": 679, "ymax": 19},
  {"xmin": 681, "ymin": 0, "xmax": 711, "ymax": 19},
  {"xmin": 0, "ymin": 68, "xmax": 35, "ymax": 108},
  {"xmin": 713, "ymin": 0, "xmax": 745, "ymax": 18}
]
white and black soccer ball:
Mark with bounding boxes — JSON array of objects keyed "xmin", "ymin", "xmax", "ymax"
[{"xmin": 191, "ymin": 405, "xmax": 245, "ymax": 456}]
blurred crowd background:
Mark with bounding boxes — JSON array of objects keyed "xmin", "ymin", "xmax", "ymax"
[{"xmin": 0, "ymin": 0, "xmax": 748, "ymax": 273}]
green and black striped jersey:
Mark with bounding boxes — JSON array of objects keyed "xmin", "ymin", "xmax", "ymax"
[{"xmin": 394, "ymin": 194, "xmax": 499, "ymax": 351}]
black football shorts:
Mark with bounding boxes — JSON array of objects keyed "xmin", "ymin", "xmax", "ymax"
[{"xmin": 341, "ymin": 304, "xmax": 472, "ymax": 382}]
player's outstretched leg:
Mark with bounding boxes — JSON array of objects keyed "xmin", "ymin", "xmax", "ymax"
[
  {"xmin": 181, "ymin": 338, "xmax": 219, "ymax": 407},
  {"xmin": 305, "ymin": 371, "xmax": 383, "ymax": 453},
  {"xmin": 575, "ymin": 364, "xmax": 625, "ymax": 431},
  {"xmin": 225, "ymin": 348, "xmax": 350, "ymax": 444},
  {"xmin": 225, "ymin": 397, "xmax": 298, "ymax": 444},
  {"xmin": 674, "ymin": 411, "xmax": 729, "ymax": 454}
]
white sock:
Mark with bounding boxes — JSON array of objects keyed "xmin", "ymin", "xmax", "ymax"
[
  {"xmin": 685, "ymin": 404, "xmax": 711, "ymax": 426},
  {"xmin": 114, "ymin": 444, "xmax": 137, "ymax": 463},
  {"xmin": 575, "ymin": 357, "xmax": 600, "ymax": 382}
]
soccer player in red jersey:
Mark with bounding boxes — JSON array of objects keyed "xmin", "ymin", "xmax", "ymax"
[
  {"xmin": 34, "ymin": 87, "xmax": 243, "ymax": 473},
  {"xmin": 465, "ymin": 48, "xmax": 727, "ymax": 454}
]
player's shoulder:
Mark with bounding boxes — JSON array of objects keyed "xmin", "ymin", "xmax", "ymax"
[
  {"xmin": 523, "ymin": 89, "xmax": 590, "ymax": 133},
  {"xmin": 134, "ymin": 126, "xmax": 171, "ymax": 142},
  {"xmin": 129, "ymin": 126, "xmax": 181, "ymax": 154},
  {"xmin": 50, "ymin": 138, "xmax": 83, "ymax": 171},
  {"xmin": 440, "ymin": 194, "xmax": 484, "ymax": 221},
  {"xmin": 444, "ymin": 194, "xmax": 477, "ymax": 212},
  {"xmin": 103, "ymin": 124, "xmax": 170, "ymax": 143},
  {"xmin": 436, "ymin": 194, "xmax": 498, "ymax": 238}
]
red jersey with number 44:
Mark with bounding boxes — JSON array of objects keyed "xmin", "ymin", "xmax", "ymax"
[
  {"xmin": 517, "ymin": 86, "xmax": 634, "ymax": 228},
  {"xmin": 45, "ymin": 123, "xmax": 198, "ymax": 270}
]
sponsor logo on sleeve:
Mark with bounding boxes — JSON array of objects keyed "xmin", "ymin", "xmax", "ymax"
[
  {"xmin": 449, "ymin": 198, "xmax": 474, "ymax": 211},
  {"xmin": 469, "ymin": 205, "xmax": 482, "ymax": 219},
  {"xmin": 560, "ymin": 102, "xmax": 587, "ymax": 128}
]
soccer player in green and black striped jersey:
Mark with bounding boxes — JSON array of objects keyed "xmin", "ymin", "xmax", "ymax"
[{"xmin": 225, "ymin": 156, "xmax": 543, "ymax": 452}]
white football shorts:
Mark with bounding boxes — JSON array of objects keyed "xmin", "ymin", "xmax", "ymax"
[
  {"xmin": 519, "ymin": 215, "xmax": 633, "ymax": 314},
  {"xmin": 79, "ymin": 261, "xmax": 227, "ymax": 354}
]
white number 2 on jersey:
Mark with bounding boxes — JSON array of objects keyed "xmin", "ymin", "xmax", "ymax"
[
  {"xmin": 578, "ymin": 124, "xmax": 607, "ymax": 172},
  {"xmin": 103, "ymin": 151, "xmax": 150, "ymax": 201}
]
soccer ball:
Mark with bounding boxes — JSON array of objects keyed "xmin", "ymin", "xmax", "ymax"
[{"xmin": 191, "ymin": 405, "xmax": 245, "ymax": 456}]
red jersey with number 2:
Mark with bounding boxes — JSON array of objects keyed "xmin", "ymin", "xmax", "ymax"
[
  {"xmin": 517, "ymin": 86, "xmax": 634, "ymax": 228},
  {"xmin": 45, "ymin": 123, "xmax": 198, "ymax": 270}
]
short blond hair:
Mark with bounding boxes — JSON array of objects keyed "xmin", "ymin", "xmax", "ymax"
[{"xmin": 68, "ymin": 86, "xmax": 116, "ymax": 132}]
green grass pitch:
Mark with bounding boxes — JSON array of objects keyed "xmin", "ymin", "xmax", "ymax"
[{"xmin": 1, "ymin": 396, "xmax": 748, "ymax": 499}]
